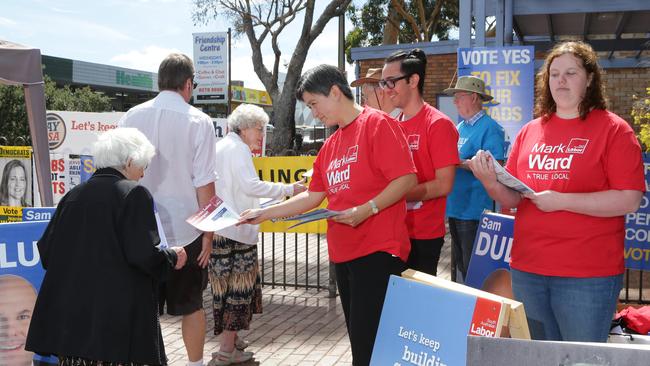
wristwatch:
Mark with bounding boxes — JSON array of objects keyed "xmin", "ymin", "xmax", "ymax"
[{"xmin": 368, "ymin": 199, "xmax": 379, "ymax": 215}]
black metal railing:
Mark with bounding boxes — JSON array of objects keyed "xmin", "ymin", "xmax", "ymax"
[
  {"xmin": 622, "ymin": 269, "xmax": 650, "ymax": 304},
  {"xmin": 258, "ymin": 232, "xmax": 332, "ymax": 294}
]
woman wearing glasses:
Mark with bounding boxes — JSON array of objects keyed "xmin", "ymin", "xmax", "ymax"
[
  {"xmin": 381, "ymin": 49, "xmax": 460, "ymax": 277},
  {"xmin": 240, "ymin": 64, "xmax": 417, "ymax": 366}
]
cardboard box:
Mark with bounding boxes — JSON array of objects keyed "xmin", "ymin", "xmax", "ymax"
[{"xmin": 369, "ymin": 270, "xmax": 529, "ymax": 366}]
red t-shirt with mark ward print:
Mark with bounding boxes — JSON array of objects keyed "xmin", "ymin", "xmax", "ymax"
[
  {"xmin": 398, "ymin": 103, "xmax": 460, "ymax": 239},
  {"xmin": 506, "ymin": 109, "xmax": 645, "ymax": 277},
  {"xmin": 309, "ymin": 107, "xmax": 417, "ymax": 263}
]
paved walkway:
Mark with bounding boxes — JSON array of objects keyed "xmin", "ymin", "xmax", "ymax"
[{"xmin": 162, "ymin": 233, "xmax": 453, "ymax": 366}]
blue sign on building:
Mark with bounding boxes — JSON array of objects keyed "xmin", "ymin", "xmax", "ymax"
[{"xmin": 457, "ymin": 46, "xmax": 535, "ymax": 155}]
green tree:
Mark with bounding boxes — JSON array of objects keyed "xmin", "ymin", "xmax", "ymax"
[
  {"xmin": 632, "ymin": 86, "xmax": 650, "ymax": 152},
  {"xmin": 193, "ymin": 0, "xmax": 351, "ymax": 151},
  {"xmin": 345, "ymin": 0, "xmax": 459, "ymax": 63},
  {"xmin": 0, "ymin": 75, "xmax": 112, "ymax": 146}
]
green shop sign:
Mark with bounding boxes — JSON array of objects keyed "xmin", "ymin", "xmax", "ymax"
[{"xmin": 115, "ymin": 70, "xmax": 153, "ymax": 89}]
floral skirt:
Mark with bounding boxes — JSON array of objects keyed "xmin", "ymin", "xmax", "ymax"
[
  {"xmin": 209, "ymin": 237, "xmax": 262, "ymax": 335},
  {"xmin": 58, "ymin": 356, "xmax": 149, "ymax": 366}
]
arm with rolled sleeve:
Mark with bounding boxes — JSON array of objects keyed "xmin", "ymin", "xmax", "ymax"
[
  {"xmin": 233, "ymin": 148, "xmax": 293, "ymax": 198},
  {"xmin": 192, "ymin": 116, "xmax": 218, "ymax": 267}
]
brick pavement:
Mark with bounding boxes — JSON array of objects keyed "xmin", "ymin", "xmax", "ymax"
[{"xmin": 162, "ymin": 233, "xmax": 452, "ymax": 366}]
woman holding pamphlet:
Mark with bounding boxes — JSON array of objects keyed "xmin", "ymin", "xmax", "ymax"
[
  {"xmin": 469, "ymin": 41, "xmax": 645, "ymax": 342},
  {"xmin": 25, "ymin": 128, "xmax": 187, "ymax": 365},
  {"xmin": 209, "ymin": 104, "xmax": 306, "ymax": 366},
  {"xmin": 240, "ymin": 64, "xmax": 417, "ymax": 366}
]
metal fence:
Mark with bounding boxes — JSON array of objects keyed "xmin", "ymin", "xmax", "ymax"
[
  {"xmin": 621, "ymin": 269, "xmax": 650, "ymax": 304},
  {"xmin": 258, "ymin": 232, "xmax": 334, "ymax": 295}
]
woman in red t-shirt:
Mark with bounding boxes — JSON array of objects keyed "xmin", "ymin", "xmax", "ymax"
[
  {"xmin": 240, "ymin": 64, "xmax": 417, "ymax": 366},
  {"xmin": 469, "ymin": 41, "xmax": 644, "ymax": 342}
]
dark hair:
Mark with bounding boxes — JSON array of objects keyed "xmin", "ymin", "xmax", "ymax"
[
  {"xmin": 158, "ymin": 53, "xmax": 194, "ymax": 91},
  {"xmin": 384, "ymin": 48, "xmax": 427, "ymax": 95},
  {"xmin": 0, "ymin": 159, "xmax": 27, "ymax": 206},
  {"xmin": 535, "ymin": 41, "xmax": 607, "ymax": 120},
  {"xmin": 295, "ymin": 64, "xmax": 354, "ymax": 101}
]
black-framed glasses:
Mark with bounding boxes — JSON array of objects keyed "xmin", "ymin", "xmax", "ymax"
[
  {"xmin": 192, "ymin": 74, "xmax": 198, "ymax": 90},
  {"xmin": 379, "ymin": 74, "xmax": 410, "ymax": 90}
]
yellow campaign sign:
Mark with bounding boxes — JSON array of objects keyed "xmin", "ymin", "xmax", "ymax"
[
  {"xmin": 253, "ymin": 156, "xmax": 327, "ymax": 234},
  {"xmin": 0, "ymin": 146, "xmax": 32, "ymax": 159},
  {"xmin": 0, "ymin": 206, "xmax": 23, "ymax": 223}
]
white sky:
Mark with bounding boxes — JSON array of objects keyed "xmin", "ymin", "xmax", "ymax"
[{"xmin": 0, "ymin": 0, "xmax": 354, "ymax": 90}]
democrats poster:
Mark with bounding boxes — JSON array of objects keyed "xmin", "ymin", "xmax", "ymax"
[
  {"xmin": 457, "ymin": 46, "xmax": 535, "ymax": 155},
  {"xmin": 625, "ymin": 153, "xmax": 650, "ymax": 271},
  {"xmin": 0, "ymin": 221, "xmax": 51, "ymax": 366},
  {"xmin": 465, "ymin": 211, "xmax": 514, "ymax": 290}
]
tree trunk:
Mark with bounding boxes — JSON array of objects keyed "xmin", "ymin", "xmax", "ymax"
[
  {"xmin": 270, "ymin": 88, "xmax": 297, "ymax": 152},
  {"xmin": 383, "ymin": 4, "xmax": 400, "ymax": 44}
]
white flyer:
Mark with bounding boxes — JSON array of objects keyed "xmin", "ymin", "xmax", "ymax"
[
  {"xmin": 486, "ymin": 151, "xmax": 535, "ymax": 194},
  {"xmin": 186, "ymin": 195, "xmax": 240, "ymax": 232}
]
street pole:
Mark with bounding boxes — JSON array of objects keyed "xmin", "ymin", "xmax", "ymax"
[{"xmin": 328, "ymin": 12, "xmax": 346, "ymax": 299}]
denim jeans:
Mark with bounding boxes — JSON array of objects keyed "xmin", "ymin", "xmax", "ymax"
[
  {"xmin": 448, "ymin": 218, "xmax": 479, "ymax": 281},
  {"xmin": 511, "ymin": 269, "xmax": 623, "ymax": 342}
]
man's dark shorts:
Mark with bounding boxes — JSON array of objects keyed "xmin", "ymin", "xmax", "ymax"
[{"xmin": 159, "ymin": 235, "xmax": 208, "ymax": 316}]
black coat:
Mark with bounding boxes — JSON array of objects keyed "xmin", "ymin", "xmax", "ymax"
[{"xmin": 25, "ymin": 168, "xmax": 177, "ymax": 365}]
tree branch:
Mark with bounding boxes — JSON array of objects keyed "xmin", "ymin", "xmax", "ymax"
[
  {"xmin": 416, "ymin": 0, "xmax": 427, "ymax": 41},
  {"xmin": 425, "ymin": 0, "xmax": 445, "ymax": 41},
  {"xmin": 391, "ymin": 0, "xmax": 423, "ymax": 42}
]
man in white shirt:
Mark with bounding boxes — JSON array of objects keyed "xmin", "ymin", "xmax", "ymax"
[{"xmin": 119, "ymin": 53, "xmax": 217, "ymax": 366}]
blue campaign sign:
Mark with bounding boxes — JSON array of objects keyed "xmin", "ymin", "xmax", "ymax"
[
  {"xmin": 0, "ymin": 221, "xmax": 56, "ymax": 365},
  {"xmin": 371, "ymin": 276, "xmax": 485, "ymax": 366},
  {"xmin": 80, "ymin": 154, "xmax": 95, "ymax": 183},
  {"xmin": 0, "ymin": 221, "xmax": 48, "ymax": 290},
  {"xmin": 22, "ymin": 207, "xmax": 56, "ymax": 222},
  {"xmin": 624, "ymin": 153, "xmax": 650, "ymax": 271},
  {"xmin": 457, "ymin": 46, "xmax": 535, "ymax": 155},
  {"xmin": 465, "ymin": 211, "xmax": 514, "ymax": 290}
]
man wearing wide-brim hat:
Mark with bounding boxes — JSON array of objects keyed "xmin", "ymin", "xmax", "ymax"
[
  {"xmin": 443, "ymin": 75, "xmax": 506, "ymax": 283},
  {"xmin": 350, "ymin": 68, "xmax": 400, "ymax": 118}
]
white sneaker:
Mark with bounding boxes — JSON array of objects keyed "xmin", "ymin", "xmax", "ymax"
[{"xmin": 211, "ymin": 349, "xmax": 253, "ymax": 366}]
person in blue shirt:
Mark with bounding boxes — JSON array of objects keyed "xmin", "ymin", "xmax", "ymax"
[{"xmin": 444, "ymin": 76, "xmax": 505, "ymax": 283}]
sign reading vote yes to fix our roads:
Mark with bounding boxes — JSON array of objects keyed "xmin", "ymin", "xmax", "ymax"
[{"xmin": 457, "ymin": 46, "xmax": 535, "ymax": 156}]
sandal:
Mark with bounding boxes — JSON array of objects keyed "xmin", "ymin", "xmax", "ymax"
[
  {"xmin": 235, "ymin": 336, "xmax": 249, "ymax": 351},
  {"xmin": 211, "ymin": 349, "xmax": 253, "ymax": 366}
]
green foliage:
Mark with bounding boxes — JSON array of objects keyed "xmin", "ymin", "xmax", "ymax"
[
  {"xmin": 0, "ymin": 75, "xmax": 112, "ymax": 145},
  {"xmin": 346, "ymin": 0, "xmax": 388, "ymax": 63},
  {"xmin": 345, "ymin": 0, "xmax": 459, "ymax": 63},
  {"xmin": 631, "ymin": 86, "xmax": 650, "ymax": 152},
  {"xmin": 0, "ymin": 81, "xmax": 29, "ymax": 145}
]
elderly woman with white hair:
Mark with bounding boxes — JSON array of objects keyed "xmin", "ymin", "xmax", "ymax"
[
  {"xmin": 25, "ymin": 128, "xmax": 187, "ymax": 366},
  {"xmin": 209, "ymin": 104, "xmax": 306, "ymax": 365}
]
